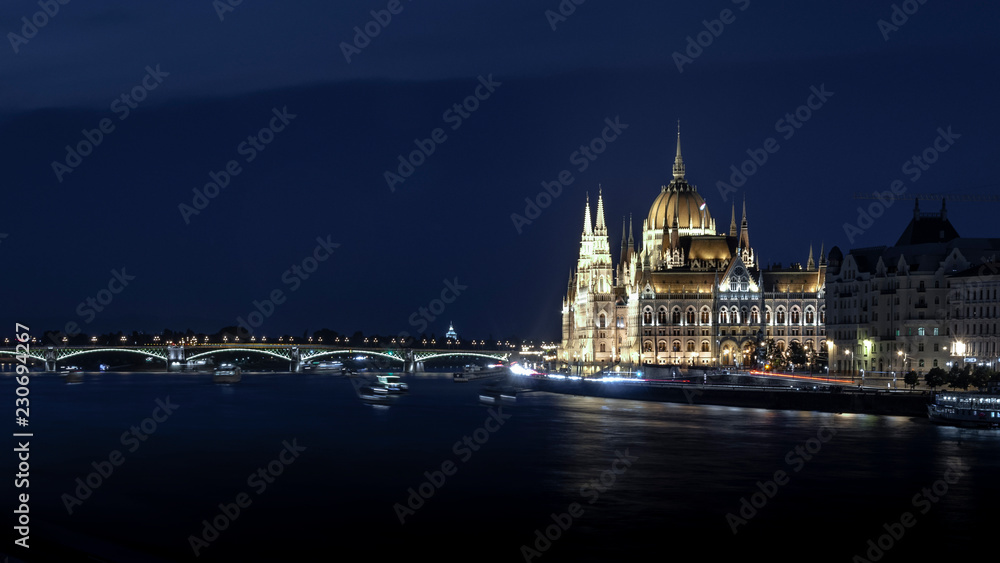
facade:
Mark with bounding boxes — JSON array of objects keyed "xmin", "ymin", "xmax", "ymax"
[
  {"xmin": 825, "ymin": 200, "xmax": 1000, "ymax": 377},
  {"xmin": 949, "ymin": 261, "xmax": 1000, "ymax": 371},
  {"xmin": 559, "ymin": 132, "xmax": 826, "ymax": 370}
]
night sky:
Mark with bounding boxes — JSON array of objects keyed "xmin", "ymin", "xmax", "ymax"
[{"xmin": 2, "ymin": 1, "xmax": 998, "ymax": 342}]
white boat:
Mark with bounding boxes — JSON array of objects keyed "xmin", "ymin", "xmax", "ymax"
[
  {"xmin": 479, "ymin": 383, "xmax": 517, "ymax": 405},
  {"xmin": 213, "ymin": 364, "xmax": 242, "ymax": 384},
  {"xmin": 305, "ymin": 360, "xmax": 344, "ymax": 371},
  {"xmin": 927, "ymin": 392, "xmax": 1000, "ymax": 428},
  {"xmin": 372, "ymin": 374, "xmax": 408, "ymax": 394},
  {"xmin": 454, "ymin": 363, "xmax": 508, "ymax": 382},
  {"xmin": 60, "ymin": 367, "xmax": 84, "ymax": 384}
]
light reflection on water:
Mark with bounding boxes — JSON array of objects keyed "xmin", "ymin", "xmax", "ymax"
[{"xmin": 6, "ymin": 372, "xmax": 999, "ymax": 562}]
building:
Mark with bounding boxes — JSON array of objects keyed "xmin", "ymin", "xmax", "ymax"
[
  {"xmin": 825, "ymin": 199, "xmax": 1000, "ymax": 378},
  {"xmin": 948, "ymin": 261, "xmax": 1000, "ymax": 372},
  {"xmin": 445, "ymin": 322, "xmax": 458, "ymax": 341},
  {"xmin": 559, "ymin": 131, "xmax": 826, "ymax": 370}
]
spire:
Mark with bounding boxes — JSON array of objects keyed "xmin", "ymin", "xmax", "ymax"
[
  {"xmin": 819, "ymin": 241, "xmax": 826, "ymax": 266},
  {"xmin": 672, "ymin": 121, "xmax": 685, "ymax": 180},
  {"xmin": 595, "ymin": 186, "xmax": 606, "ymax": 232},
  {"xmin": 619, "ymin": 216, "xmax": 628, "ymax": 265},
  {"xmin": 739, "ymin": 197, "xmax": 750, "ymax": 250},
  {"xmin": 583, "ymin": 193, "xmax": 592, "ymax": 235},
  {"xmin": 807, "ymin": 244, "xmax": 815, "ymax": 270},
  {"xmin": 729, "ymin": 203, "xmax": 737, "ymax": 237},
  {"xmin": 628, "ymin": 214, "xmax": 634, "ymax": 245}
]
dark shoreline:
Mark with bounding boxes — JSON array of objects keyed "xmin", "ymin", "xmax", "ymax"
[{"xmin": 517, "ymin": 376, "xmax": 931, "ymax": 417}]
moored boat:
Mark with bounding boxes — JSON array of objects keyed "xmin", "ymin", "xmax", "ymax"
[{"xmin": 927, "ymin": 392, "xmax": 1000, "ymax": 428}]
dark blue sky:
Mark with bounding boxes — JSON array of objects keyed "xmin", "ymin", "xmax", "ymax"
[{"xmin": 2, "ymin": 1, "xmax": 998, "ymax": 342}]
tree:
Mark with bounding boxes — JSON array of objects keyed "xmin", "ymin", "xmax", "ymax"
[
  {"xmin": 904, "ymin": 370, "xmax": 919, "ymax": 390},
  {"xmin": 765, "ymin": 340, "xmax": 785, "ymax": 369},
  {"xmin": 947, "ymin": 365, "xmax": 971, "ymax": 390},
  {"xmin": 787, "ymin": 342, "xmax": 807, "ymax": 367},
  {"xmin": 970, "ymin": 365, "xmax": 992, "ymax": 391},
  {"xmin": 924, "ymin": 367, "xmax": 946, "ymax": 390}
]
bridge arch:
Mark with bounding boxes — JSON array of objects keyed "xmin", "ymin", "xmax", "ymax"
[
  {"xmin": 416, "ymin": 352, "xmax": 508, "ymax": 363},
  {"xmin": 186, "ymin": 348, "xmax": 291, "ymax": 362},
  {"xmin": 300, "ymin": 349, "xmax": 405, "ymax": 363}
]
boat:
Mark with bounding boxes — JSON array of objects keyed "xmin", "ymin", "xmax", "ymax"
[
  {"xmin": 305, "ymin": 360, "xmax": 344, "ymax": 372},
  {"xmin": 60, "ymin": 367, "xmax": 84, "ymax": 384},
  {"xmin": 356, "ymin": 384, "xmax": 392, "ymax": 403},
  {"xmin": 213, "ymin": 364, "xmax": 242, "ymax": 384},
  {"xmin": 372, "ymin": 374, "xmax": 408, "ymax": 394},
  {"xmin": 927, "ymin": 392, "xmax": 1000, "ymax": 428},
  {"xmin": 453, "ymin": 363, "xmax": 508, "ymax": 382},
  {"xmin": 479, "ymin": 383, "xmax": 518, "ymax": 405}
]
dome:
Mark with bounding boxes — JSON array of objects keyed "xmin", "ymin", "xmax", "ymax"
[{"xmin": 646, "ymin": 183, "xmax": 712, "ymax": 231}]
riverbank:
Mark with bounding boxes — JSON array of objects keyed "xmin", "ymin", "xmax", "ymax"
[{"xmin": 516, "ymin": 376, "xmax": 930, "ymax": 417}]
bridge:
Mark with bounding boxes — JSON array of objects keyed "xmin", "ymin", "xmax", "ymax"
[{"xmin": 0, "ymin": 343, "xmax": 509, "ymax": 373}]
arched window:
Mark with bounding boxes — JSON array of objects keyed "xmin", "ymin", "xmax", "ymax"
[
  {"xmin": 791, "ymin": 309, "xmax": 800, "ymax": 324},
  {"xmin": 644, "ymin": 309, "xmax": 653, "ymax": 324},
  {"xmin": 686, "ymin": 310, "xmax": 695, "ymax": 324},
  {"xmin": 598, "ymin": 314, "xmax": 607, "ymax": 328},
  {"xmin": 731, "ymin": 308, "xmax": 740, "ymax": 324},
  {"xmin": 701, "ymin": 310, "xmax": 710, "ymax": 323},
  {"xmin": 644, "ymin": 341, "xmax": 653, "ymax": 353},
  {"xmin": 658, "ymin": 341, "xmax": 667, "ymax": 352},
  {"xmin": 657, "ymin": 309, "xmax": 667, "ymax": 324},
  {"xmin": 686, "ymin": 341, "xmax": 695, "ymax": 352},
  {"xmin": 806, "ymin": 310, "xmax": 814, "ymax": 324},
  {"xmin": 720, "ymin": 310, "xmax": 728, "ymax": 323},
  {"xmin": 777, "ymin": 309, "xmax": 786, "ymax": 324},
  {"xmin": 600, "ymin": 343, "xmax": 606, "ymax": 352},
  {"xmin": 765, "ymin": 309, "xmax": 771, "ymax": 324},
  {"xmin": 672, "ymin": 309, "xmax": 681, "ymax": 324},
  {"xmin": 750, "ymin": 308, "xmax": 759, "ymax": 324},
  {"xmin": 672, "ymin": 341, "xmax": 681, "ymax": 352},
  {"xmin": 701, "ymin": 341, "xmax": 710, "ymax": 352}
]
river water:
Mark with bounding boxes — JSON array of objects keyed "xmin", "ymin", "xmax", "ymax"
[{"xmin": 4, "ymin": 371, "xmax": 998, "ymax": 562}]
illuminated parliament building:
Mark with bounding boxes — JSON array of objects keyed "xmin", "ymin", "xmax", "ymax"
[{"xmin": 558, "ymin": 132, "xmax": 826, "ymax": 369}]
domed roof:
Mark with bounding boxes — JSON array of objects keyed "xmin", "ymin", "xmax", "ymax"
[
  {"xmin": 646, "ymin": 183, "xmax": 712, "ymax": 231},
  {"xmin": 646, "ymin": 124, "xmax": 713, "ymax": 232}
]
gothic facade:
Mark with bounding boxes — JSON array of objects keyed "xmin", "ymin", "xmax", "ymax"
[{"xmin": 559, "ymin": 132, "xmax": 826, "ymax": 369}]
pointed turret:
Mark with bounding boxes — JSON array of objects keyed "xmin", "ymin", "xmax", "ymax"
[
  {"xmin": 807, "ymin": 244, "xmax": 815, "ymax": 270},
  {"xmin": 729, "ymin": 203, "xmax": 737, "ymax": 237},
  {"xmin": 583, "ymin": 192, "xmax": 593, "ymax": 235},
  {"xmin": 819, "ymin": 242, "xmax": 826, "ymax": 266},
  {"xmin": 739, "ymin": 196, "xmax": 750, "ymax": 250},
  {"xmin": 595, "ymin": 187, "xmax": 607, "ymax": 233},
  {"xmin": 619, "ymin": 216, "xmax": 628, "ymax": 265},
  {"xmin": 672, "ymin": 121, "xmax": 685, "ymax": 180},
  {"xmin": 628, "ymin": 214, "xmax": 634, "ymax": 246}
]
